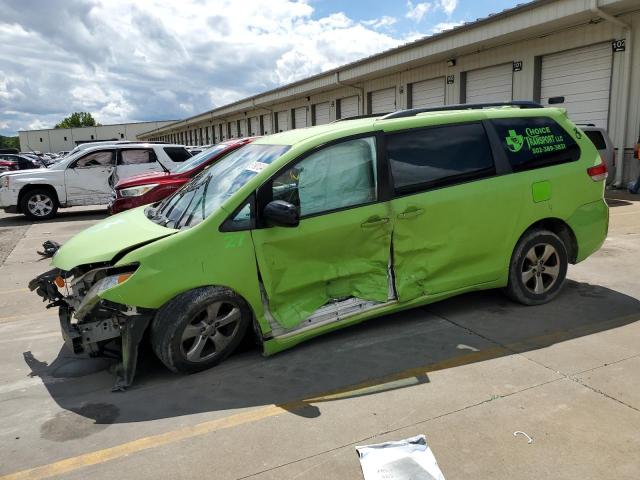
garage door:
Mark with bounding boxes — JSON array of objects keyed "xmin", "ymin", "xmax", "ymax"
[
  {"xmin": 465, "ymin": 64, "xmax": 513, "ymax": 103},
  {"xmin": 370, "ymin": 87, "xmax": 396, "ymax": 114},
  {"xmin": 276, "ymin": 111, "xmax": 289, "ymax": 132},
  {"xmin": 410, "ymin": 77, "xmax": 445, "ymax": 108},
  {"xmin": 338, "ymin": 95, "xmax": 359, "ymax": 119},
  {"xmin": 540, "ymin": 43, "xmax": 612, "ymax": 129},
  {"xmin": 252, "ymin": 117, "xmax": 261, "ymax": 136},
  {"xmin": 313, "ymin": 102, "xmax": 330, "ymax": 125},
  {"xmin": 262, "ymin": 114, "xmax": 272, "ymax": 135},
  {"xmin": 294, "ymin": 107, "xmax": 307, "ymax": 128}
]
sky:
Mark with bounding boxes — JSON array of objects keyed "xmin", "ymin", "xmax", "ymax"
[{"xmin": 0, "ymin": 0, "xmax": 523, "ymax": 136}]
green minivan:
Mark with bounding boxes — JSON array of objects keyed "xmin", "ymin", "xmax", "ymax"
[{"xmin": 30, "ymin": 103, "xmax": 609, "ymax": 389}]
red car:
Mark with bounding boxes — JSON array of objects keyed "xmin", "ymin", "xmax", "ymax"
[{"xmin": 109, "ymin": 137, "xmax": 257, "ymax": 214}]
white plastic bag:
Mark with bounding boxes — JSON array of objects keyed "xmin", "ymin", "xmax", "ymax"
[{"xmin": 356, "ymin": 434, "xmax": 446, "ymax": 480}]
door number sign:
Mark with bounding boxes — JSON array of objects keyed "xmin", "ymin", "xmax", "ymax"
[{"xmin": 612, "ymin": 39, "xmax": 625, "ymax": 52}]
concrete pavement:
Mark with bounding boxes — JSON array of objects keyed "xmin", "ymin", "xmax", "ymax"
[{"xmin": 0, "ymin": 194, "xmax": 638, "ymax": 480}]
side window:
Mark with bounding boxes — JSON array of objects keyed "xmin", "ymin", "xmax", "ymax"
[
  {"xmin": 271, "ymin": 137, "xmax": 377, "ymax": 217},
  {"xmin": 387, "ymin": 122, "xmax": 495, "ymax": 193},
  {"xmin": 119, "ymin": 149, "xmax": 157, "ymax": 165},
  {"xmin": 491, "ymin": 117, "xmax": 580, "ymax": 172},
  {"xmin": 74, "ymin": 150, "xmax": 115, "ymax": 168},
  {"xmin": 163, "ymin": 147, "xmax": 192, "ymax": 162}
]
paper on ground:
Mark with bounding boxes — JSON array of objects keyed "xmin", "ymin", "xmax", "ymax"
[{"xmin": 356, "ymin": 434, "xmax": 445, "ymax": 480}]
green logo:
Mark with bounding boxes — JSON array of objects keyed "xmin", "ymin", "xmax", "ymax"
[{"xmin": 505, "ymin": 129, "xmax": 524, "ymax": 153}]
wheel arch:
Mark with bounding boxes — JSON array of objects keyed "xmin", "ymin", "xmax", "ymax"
[
  {"xmin": 517, "ymin": 217, "xmax": 578, "ymax": 264},
  {"xmin": 17, "ymin": 183, "xmax": 60, "ymax": 213}
]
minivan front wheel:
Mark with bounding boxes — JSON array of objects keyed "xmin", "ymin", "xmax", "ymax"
[
  {"xmin": 151, "ymin": 287, "xmax": 252, "ymax": 374},
  {"xmin": 505, "ymin": 229, "xmax": 568, "ymax": 305}
]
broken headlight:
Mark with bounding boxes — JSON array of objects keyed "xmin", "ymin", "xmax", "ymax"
[{"xmin": 119, "ymin": 184, "xmax": 159, "ymax": 197}]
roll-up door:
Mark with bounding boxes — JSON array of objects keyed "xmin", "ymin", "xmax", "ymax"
[
  {"xmin": 370, "ymin": 87, "xmax": 396, "ymax": 114},
  {"xmin": 540, "ymin": 43, "xmax": 612, "ymax": 129},
  {"xmin": 313, "ymin": 102, "xmax": 330, "ymax": 125},
  {"xmin": 338, "ymin": 95, "xmax": 359, "ymax": 119},
  {"xmin": 248, "ymin": 117, "xmax": 258, "ymax": 136},
  {"xmin": 276, "ymin": 111, "xmax": 289, "ymax": 132},
  {"xmin": 465, "ymin": 64, "xmax": 513, "ymax": 103},
  {"xmin": 262, "ymin": 114, "xmax": 273, "ymax": 135},
  {"xmin": 410, "ymin": 78, "xmax": 445, "ymax": 108},
  {"xmin": 294, "ymin": 107, "xmax": 307, "ymax": 129}
]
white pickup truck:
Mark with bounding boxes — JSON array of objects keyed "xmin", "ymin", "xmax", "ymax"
[{"xmin": 0, "ymin": 143, "xmax": 191, "ymax": 220}]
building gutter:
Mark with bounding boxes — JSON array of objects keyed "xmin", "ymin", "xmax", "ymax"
[
  {"xmin": 335, "ymin": 72, "xmax": 365, "ymax": 115},
  {"xmin": 590, "ymin": 0, "xmax": 632, "ymax": 187}
]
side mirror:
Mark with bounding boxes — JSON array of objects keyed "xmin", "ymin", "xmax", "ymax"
[{"xmin": 263, "ymin": 200, "xmax": 299, "ymax": 227}]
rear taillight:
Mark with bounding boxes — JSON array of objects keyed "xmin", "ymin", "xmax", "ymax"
[{"xmin": 587, "ymin": 162, "xmax": 608, "ymax": 182}]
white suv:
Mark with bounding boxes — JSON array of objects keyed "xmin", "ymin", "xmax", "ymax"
[{"xmin": 0, "ymin": 143, "xmax": 191, "ymax": 220}]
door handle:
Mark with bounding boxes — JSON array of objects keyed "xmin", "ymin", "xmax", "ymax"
[
  {"xmin": 360, "ymin": 217, "xmax": 389, "ymax": 228},
  {"xmin": 397, "ymin": 208, "xmax": 424, "ymax": 219}
]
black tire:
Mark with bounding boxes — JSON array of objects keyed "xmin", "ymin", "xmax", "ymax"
[
  {"xmin": 150, "ymin": 286, "xmax": 251, "ymax": 374},
  {"xmin": 20, "ymin": 188, "xmax": 58, "ymax": 220},
  {"xmin": 505, "ymin": 229, "xmax": 568, "ymax": 306}
]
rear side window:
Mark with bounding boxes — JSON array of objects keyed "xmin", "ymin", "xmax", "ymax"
[
  {"xmin": 584, "ymin": 130, "xmax": 606, "ymax": 150},
  {"xmin": 491, "ymin": 117, "xmax": 580, "ymax": 172},
  {"xmin": 387, "ymin": 122, "xmax": 495, "ymax": 193},
  {"xmin": 163, "ymin": 147, "xmax": 192, "ymax": 162},
  {"xmin": 119, "ymin": 149, "xmax": 157, "ymax": 165}
]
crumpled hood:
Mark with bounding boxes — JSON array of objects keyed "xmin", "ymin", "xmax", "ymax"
[{"xmin": 53, "ymin": 207, "xmax": 177, "ymax": 271}]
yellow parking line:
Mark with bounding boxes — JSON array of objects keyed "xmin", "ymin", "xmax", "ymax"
[
  {"xmin": 1, "ymin": 314, "xmax": 637, "ymax": 480},
  {"xmin": 0, "ymin": 288, "xmax": 29, "ymax": 296}
]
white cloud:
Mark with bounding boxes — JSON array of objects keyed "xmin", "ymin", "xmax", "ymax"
[
  {"xmin": 362, "ymin": 16, "xmax": 397, "ymax": 29},
  {"xmin": 406, "ymin": 1, "xmax": 432, "ymax": 22},
  {"xmin": 0, "ymin": 0, "xmax": 404, "ymax": 136},
  {"xmin": 437, "ymin": 0, "xmax": 458, "ymax": 16},
  {"xmin": 431, "ymin": 21, "xmax": 464, "ymax": 33}
]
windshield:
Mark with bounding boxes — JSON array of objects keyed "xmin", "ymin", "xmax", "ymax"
[
  {"xmin": 146, "ymin": 144, "xmax": 290, "ymax": 229},
  {"xmin": 173, "ymin": 144, "xmax": 230, "ymax": 174}
]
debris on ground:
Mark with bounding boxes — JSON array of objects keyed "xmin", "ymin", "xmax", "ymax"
[
  {"xmin": 37, "ymin": 240, "xmax": 61, "ymax": 258},
  {"xmin": 356, "ymin": 434, "xmax": 446, "ymax": 480},
  {"xmin": 513, "ymin": 431, "xmax": 534, "ymax": 444}
]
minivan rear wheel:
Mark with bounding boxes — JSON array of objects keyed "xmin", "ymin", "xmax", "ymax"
[
  {"xmin": 505, "ymin": 229, "xmax": 568, "ymax": 305},
  {"xmin": 150, "ymin": 287, "xmax": 251, "ymax": 374}
]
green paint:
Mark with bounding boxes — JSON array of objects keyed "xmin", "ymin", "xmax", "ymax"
[
  {"xmin": 532, "ymin": 181, "xmax": 552, "ymax": 203},
  {"xmin": 51, "ymin": 106, "xmax": 608, "ymax": 357},
  {"xmin": 506, "ymin": 129, "xmax": 524, "ymax": 152}
]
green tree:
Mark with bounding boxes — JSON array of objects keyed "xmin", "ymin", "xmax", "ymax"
[
  {"xmin": 0, "ymin": 135, "xmax": 20, "ymax": 150},
  {"xmin": 54, "ymin": 112, "xmax": 99, "ymax": 129}
]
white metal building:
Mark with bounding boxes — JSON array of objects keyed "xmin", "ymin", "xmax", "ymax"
[
  {"xmin": 18, "ymin": 120, "xmax": 176, "ymax": 154},
  {"xmin": 140, "ymin": 0, "xmax": 640, "ymax": 185}
]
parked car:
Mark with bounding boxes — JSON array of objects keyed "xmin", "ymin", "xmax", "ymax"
[
  {"xmin": 109, "ymin": 137, "xmax": 257, "ymax": 214},
  {"xmin": 29, "ymin": 103, "xmax": 608, "ymax": 389},
  {"xmin": 578, "ymin": 124, "xmax": 615, "ymax": 185},
  {"xmin": 0, "ymin": 143, "xmax": 192, "ymax": 220},
  {"xmin": 0, "ymin": 154, "xmax": 45, "ymax": 172}
]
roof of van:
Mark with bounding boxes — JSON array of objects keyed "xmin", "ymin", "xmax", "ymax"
[{"xmin": 253, "ymin": 106, "xmax": 566, "ymax": 146}]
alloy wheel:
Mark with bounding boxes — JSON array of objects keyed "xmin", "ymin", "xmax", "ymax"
[
  {"xmin": 180, "ymin": 301, "xmax": 242, "ymax": 363},
  {"xmin": 27, "ymin": 194, "xmax": 54, "ymax": 217},
  {"xmin": 521, "ymin": 243, "xmax": 560, "ymax": 295}
]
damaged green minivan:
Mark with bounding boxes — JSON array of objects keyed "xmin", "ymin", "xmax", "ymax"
[{"xmin": 30, "ymin": 103, "xmax": 609, "ymax": 389}]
